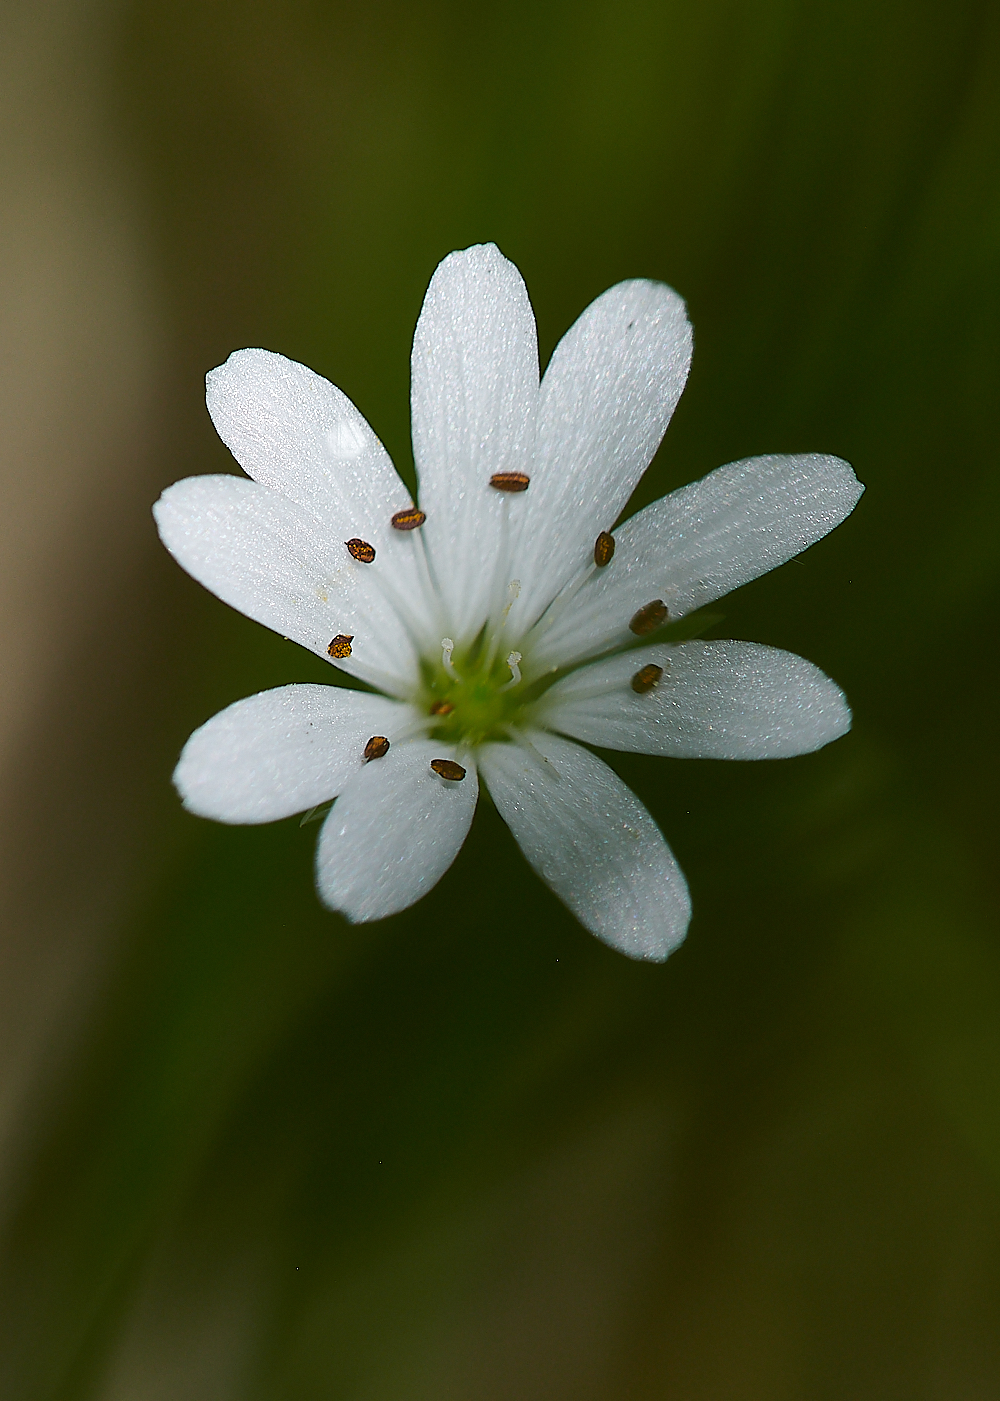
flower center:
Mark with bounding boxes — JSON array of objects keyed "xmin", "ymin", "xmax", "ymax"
[{"xmin": 418, "ymin": 634, "xmax": 536, "ymax": 747}]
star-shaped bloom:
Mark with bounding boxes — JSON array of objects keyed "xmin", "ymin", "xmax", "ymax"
[{"xmin": 154, "ymin": 243, "xmax": 862, "ymax": 961}]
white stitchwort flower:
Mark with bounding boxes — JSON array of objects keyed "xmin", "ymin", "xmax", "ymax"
[{"xmin": 155, "ymin": 243, "xmax": 863, "ymax": 961}]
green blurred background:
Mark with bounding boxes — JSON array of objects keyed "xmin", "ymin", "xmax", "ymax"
[{"xmin": 0, "ymin": 0, "xmax": 997, "ymax": 1396}]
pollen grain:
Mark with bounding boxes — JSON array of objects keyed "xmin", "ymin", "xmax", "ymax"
[
  {"xmin": 430, "ymin": 758, "xmax": 466, "ymax": 781},
  {"xmin": 345, "ymin": 538, "xmax": 376, "ymax": 563},
  {"xmin": 631, "ymin": 663, "xmax": 664, "ymax": 694},
  {"xmin": 327, "ymin": 634, "xmax": 354, "ymax": 658},
  {"xmin": 594, "ymin": 531, "xmax": 616, "ymax": 567},
  {"xmin": 628, "ymin": 599, "xmax": 668, "ymax": 635},
  {"xmin": 391, "ymin": 507, "xmax": 426, "ymax": 531},
  {"xmin": 489, "ymin": 471, "xmax": 530, "ymax": 493}
]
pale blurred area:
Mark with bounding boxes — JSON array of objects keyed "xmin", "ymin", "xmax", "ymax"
[
  {"xmin": 0, "ymin": 11, "xmax": 675, "ymax": 1395},
  {"xmin": 0, "ymin": 0, "xmax": 159, "ymax": 1193}
]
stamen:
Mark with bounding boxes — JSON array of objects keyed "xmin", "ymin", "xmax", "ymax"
[
  {"xmin": 413, "ymin": 526, "xmax": 445, "ymax": 625},
  {"xmin": 390, "ymin": 507, "xmax": 426, "ymax": 531},
  {"xmin": 485, "ymin": 579, "xmax": 521, "ymax": 669},
  {"xmin": 500, "ymin": 651, "xmax": 522, "ymax": 691},
  {"xmin": 327, "ymin": 634, "xmax": 354, "ymax": 658},
  {"xmin": 430, "ymin": 758, "xmax": 466, "ymax": 781},
  {"xmin": 523, "ymin": 563, "xmax": 595, "ymax": 642},
  {"xmin": 363, "ymin": 735, "xmax": 390, "ymax": 761},
  {"xmin": 631, "ymin": 663, "xmax": 664, "ymax": 694},
  {"xmin": 345, "ymin": 538, "xmax": 376, "ymax": 563},
  {"xmin": 629, "ymin": 599, "xmax": 668, "ymax": 635},
  {"xmin": 390, "ymin": 715, "xmax": 436, "ymax": 745},
  {"xmin": 441, "ymin": 638, "xmax": 459, "ymax": 680},
  {"xmin": 503, "ymin": 726, "xmax": 561, "ymax": 778},
  {"xmin": 429, "ymin": 699, "xmax": 454, "ymax": 716},
  {"xmin": 594, "ymin": 531, "xmax": 616, "ymax": 567},
  {"xmin": 489, "ymin": 471, "xmax": 530, "ymax": 493}
]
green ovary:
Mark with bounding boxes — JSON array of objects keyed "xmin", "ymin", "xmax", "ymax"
[{"xmin": 418, "ymin": 640, "xmax": 537, "ymax": 746}]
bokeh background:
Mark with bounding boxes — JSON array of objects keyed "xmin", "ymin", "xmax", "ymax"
[{"xmin": 1, "ymin": 0, "xmax": 998, "ymax": 1396}]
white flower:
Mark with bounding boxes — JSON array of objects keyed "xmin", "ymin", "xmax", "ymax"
[{"xmin": 154, "ymin": 243, "xmax": 863, "ymax": 961}]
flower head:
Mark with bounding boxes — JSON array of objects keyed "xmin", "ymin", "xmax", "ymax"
[{"xmin": 154, "ymin": 244, "xmax": 863, "ymax": 960}]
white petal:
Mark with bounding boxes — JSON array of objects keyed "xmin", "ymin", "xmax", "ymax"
[
  {"xmin": 507, "ymin": 279, "xmax": 692, "ymax": 636},
  {"xmin": 153, "ymin": 475, "xmax": 418, "ymax": 695},
  {"xmin": 205, "ymin": 348, "xmax": 429, "ymax": 605},
  {"xmin": 175, "ymin": 685, "xmax": 414, "ymax": 823},
  {"xmin": 207, "ymin": 348, "xmax": 409, "ymax": 527},
  {"xmin": 541, "ymin": 641, "xmax": 852, "ymax": 759},
  {"xmin": 536, "ymin": 453, "xmax": 864, "ymax": 667},
  {"xmin": 315, "ymin": 739, "xmax": 479, "ymax": 922},
  {"xmin": 478, "ymin": 731, "xmax": 690, "ymax": 961},
  {"xmin": 411, "ymin": 244, "xmax": 539, "ymax": 640}
]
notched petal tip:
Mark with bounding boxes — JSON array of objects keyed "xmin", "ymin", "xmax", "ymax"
[
  {"xmin": 437, "ymin": 240, "xmax": 512, "ymax": 272},
  {"xmin": 205, "ymin": 346, "xmax": 280, "ymax": 404}
]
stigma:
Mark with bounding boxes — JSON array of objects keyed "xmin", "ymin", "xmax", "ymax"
[
  {"xmin": 500, "ymin": 651, "xmax": 522, "ymax": 690},
  {"xmin": 440, "ymin": 638, "xmax": 459, "ymax": 679}
]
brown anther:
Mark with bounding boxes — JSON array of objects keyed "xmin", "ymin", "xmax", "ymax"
[
  {"xmin": 429, "ymin": 699, "xmax": 455, "ymax": 716},
  {"xmin": 489, "ymin": 471, "xmax": 530, "ymax": 493},
  {"xmin": 628, "ymin": 599, "xmax": 668, "ymax": 636},
  {"xmin": 363, "ymin": 735, "xmax": 390, "ymax": 761},
  {"xmin": 594, "ymin": 530, "xmax": 616, "ymax": 567},
  {"xmin": 631, "ymin": 663, "xmax": 664, "ymax": 694},
  {"xmin": 327, "ymin": 634, "xmax": 354, "ymax": 658},
  {"xmin": 430, "ymin": 758, "xmax": 466, "ymax": 781},
  {"xmin": 390, "ymin": 507, "xmax": 426, "ymax": 531},
  {"xmin": 345, "ymin": 538, "xmax": 376, "ymax": 563}
]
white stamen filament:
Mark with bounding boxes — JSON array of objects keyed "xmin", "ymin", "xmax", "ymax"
[
  {"xmin": 320, "ymin": 564, "xmax": 430, "ymax": 699},
  {"xmin": 533, "ymin": 674, "xmax": 637, "ymax": 711},
  {"xmin": 352, "ymin": 666, "xmax": 416, "ymax": 702},
  {"xmin": 504, "ymin": 725, "xmax": 560, "ymax": 777},
  {"xmin": 411, "ymin": 526, "xmax": 448, "ymax": 636},
  {"xmin": 500, "ymin": 651, "xmax": 522, "ymax": 691},
  {"xmin": 441, "ymin": 637, "xmax": 459, "ymax": 679},
  {"xmin": 388, "ymin": 715, "xmax": 435, "ymax": 745},
  {"xmin": 360, "ymin": 567, "xmax": 438, "ymax": 655},
  {"xmin": 485, "ymin": 578, "xmax": 521, "ymax": 668},
  {"xmin": 525, "ymin": 561, "xmax": 597, "ymax": 643}
]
